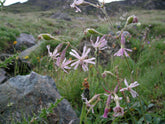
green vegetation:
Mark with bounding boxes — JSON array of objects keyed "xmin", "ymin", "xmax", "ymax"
[
  {"xmin": 0, "ymin": 26, "xmax": 20, "ymax": 52},
  {"xmin": 0, "ymin": 7, "xmax": 165, "ymax": 124}
]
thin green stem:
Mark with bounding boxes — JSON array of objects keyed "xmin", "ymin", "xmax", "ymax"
[
  {"xmin": 124, "ymin": 55, "xmax": 132, "ymax": 73},
  {"xmin": 80, "ymin": 103, "xmax": 86, "ymax": 124},
  {"xmin": 101, "ymin": 7, "xmax": 115, "ymax": 31},
  {"xmin": 122, "ymin": 93, "xmax": 136, "ymax": 124},
  {"xmin": 94, "ymin": 48, "xmax": 99, "ymax": 67},
  {"xmin": 93, "ymin": 65, "xmax": 109, "ymax": 89},
  {"xmin": 138, "ymin": 92, "xmax": 147, "ymax": 123}
]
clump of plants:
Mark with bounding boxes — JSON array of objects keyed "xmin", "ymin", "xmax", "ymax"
[
  {"xmin": 32, "ymin": 0, "xmax": 164, "ymax": 123},
  {"xmin": 0, "ymin": 26, "xmax": 20, "ymax": 52},
  {"xmin": 3, "ymin": 0, "xmax": 164, "ymax": 123}
]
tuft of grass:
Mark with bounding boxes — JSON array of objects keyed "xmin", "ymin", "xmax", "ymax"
[{"xmin": 0, "ymin": 26, "xmax": 20, "ymax": 52}]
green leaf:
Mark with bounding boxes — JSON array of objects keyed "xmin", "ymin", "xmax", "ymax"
[
  {"xmin": 148, "ymin": 103, "xmax": 154, "ymax": 109},
  {"xmin": 144, "ymin": 114, "xmax": 152, "ymax": 123},
  {"xmin": 153, "ymin": 117, "xmax": 161, "ymax": 124},
  {"xmin": 138, "ymin": 117, "xmax": 144, "ymax": 124}
]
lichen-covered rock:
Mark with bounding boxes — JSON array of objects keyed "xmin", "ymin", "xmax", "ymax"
[
  {"xmin": 0, "ymin": 72, "xmax": 79, "ymax": 124},
  {"xmin": 15, "ymin": 33, "xmax": 36, "ymax": 51}
]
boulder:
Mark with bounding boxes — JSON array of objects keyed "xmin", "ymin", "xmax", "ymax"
[
  {"xmin": 15, "ymin": 33, "xmax": 36, "ymax": 51},
  {"xmin": 19, "ymin": 40, "xmax": 43, "ymax": 59},
  {"xmin": 0, "ymin": 68, "xmax": 8, "ymax": 84},
  {"xmin": 0, "ymin": 72, "xmax": 79, "ymax": 124},
  {"xmin": 50, "ymin": 12, "xmax": 71, "ymax": 21}
]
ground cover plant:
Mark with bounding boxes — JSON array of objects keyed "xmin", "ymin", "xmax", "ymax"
[
  {"xmin": 31, "ymin": 1, "xmax": 164, "ymax": 123},
  {"xmin": 0, "ymin": 0, "xmax": 165, "ymax": 123}
]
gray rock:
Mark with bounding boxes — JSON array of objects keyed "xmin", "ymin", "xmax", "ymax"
[
  {"xmin": 50, "ymin": 12, "xmax": 71, "ymax": 21},
  {"xmin": 0, "ymin": 68, "xmax": 8, "ymax": 84},
  {"xmin": 15, "ymin": 33, "xmax": 36, "ymax": 51},
  {"xmin": 19, "ymin": 40, "xmax": 43, "ymax": 59},
  {"xmin": 0, "ymin": 72, "xmax": 79, "ymax": 124}
]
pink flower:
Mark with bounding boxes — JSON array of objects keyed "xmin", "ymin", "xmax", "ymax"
[
  {"xmin": 114, "ymin": 33, "xmax": 132, "ymax": 57},
  {"xmin": 103, "ymin": 108, "xmax": 109, "ymax": 118},
  {"xmin": 56, "ymin": 58, "xmax": 71, "ymax": 73},
  {"xmin": 113, "ymin": 93, "xmax": 124, "ymax": 117},
  {"xmin": 70, "ymin": 46, "xmax": 95, "ymax": 71},
  {"xmin": 52, "ymin": 44, "xmax": 71, "ymax": 73},
  {"xmin": 70, "ymin": 0, "xmax": 84, "ymax": 12},
  {"xmin": 83, "ymin": 98, "xmax": 95, "ymax": 113},
  {"xmin": 47, "ymin": 45, "xmax": 59, "ymax": 60},
  {"xmin": 82, "ymin": 94, "xmax": 100, "ymax": 113},
  {"xmin": 103, "ymin": 94, "xmax": 111, "ymax": 118},
  {"xmin": 120, "ymin": 79, "xmax": 139, "ymax": 98},
  {"xmin": 113, "ymin": 106, "xmax": 124, "ymax": 117},
  {"xmin": 47, "ymin": 43, "xmax": 63, "ymax": 60},
  {"xmin": 55, "ymin": 44, "xmax": 71, "ymax": 73},
  {"xmin": 91, "ymin": 35, "xmax": 107, "ymax": 50}
]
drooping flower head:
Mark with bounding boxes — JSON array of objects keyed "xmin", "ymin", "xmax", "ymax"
[
  {"xmin": 113, "ymin": 105, "xmax": 124, "ymax": 117},
  {"xmin": 120, "ymin": 79, "xmax": 139, "ymax": 98},
  {"xmin": 70, "ymin": 46, "xmax": 95, "ymax": 71},
  {"xmin": 91, "ymin": 35, "xmax": 107, "ymax": 50},
  {"xmin": 103, "ymin": 108, "xmax": 109, "ymax": 118},
  {"xmin": 113, "ymin": 93, "xmax": 124, "ymax": 117},
  {"xmin": 114, "ymin": 33, "xmax": 132, "ymax": 57},
  {"xmin": 103, "ymin": 94, "xmax": 111, "ymax": 118},
  {"xmin": 70, "ymin": 0, "xmax": 84, "ymax": 12},
  {"xmin": 82, "ymin": 94, "xmax": 100, "ymax": 113}
]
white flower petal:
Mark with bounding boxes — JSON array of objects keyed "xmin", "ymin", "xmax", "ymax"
[
  {"xmin": 124, "ymin": 79, "xmax": 129, "ymax": 87},
  {"xmin": 71, "ymin": 60, "xmax": 80, "ymax": 67},
  {"xmin": 130, "ymin": 89, "xmax": 138, "ymax": 98},
  {"xmin": 120, "ymin": 88, "xmax": 128, "ymax": 92},
  {"xmin": 129, "ymin": 81, "xmax": 139, "ymax": 88},
  {"xmin": 70, "ymin": 51, "xmax": 80, "ymax": 59}
]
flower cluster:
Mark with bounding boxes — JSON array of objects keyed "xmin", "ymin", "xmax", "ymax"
[
  {"xmin": 90, "ymin": 35, "xmax": 107, "ymax": 51},
  {"xmin": 46, "ymin": 0, "xmax": 142, "ymax": 121},
  {"xmin": 47, "ymin": 43, "xmax": 96, "ymax": 72},
  {"xmin": 70, "ymin": 46, "xmax": 95, "ymax": 71},
  {"xmin": 102, "ymin": 79, "xmax": 139, "ymax": 118}
]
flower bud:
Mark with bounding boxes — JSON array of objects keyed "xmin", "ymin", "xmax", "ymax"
[
  {"xmin": 114, "ymin": 85, "xmax": 118, "ymax": 93},
  {"xmin": 84, "ymin": 28, "xmax": 103, "ymax": 35},
  {"xmin": 38, "ymin": 33, "xmax": 56, "ymax": 40},
  {"xmin": 126, "ymin": 15, "xmax": 138, "ymax": 25},
  {"xmin": 133, "ymin": 16, "xmax": 138, "ymax": 23},
  {"xmin": 126, "ymin": 96, "xmax": 130, "ymax": 103},
  {"xmin": 102, "ymin": 72, "xmax": 107, "ymax": 78},
  {"xmin": 103, "ymin": 108, "xmax": 109, "ymax": 118},
  {"xmin": 126, "ymin": 16, "xmax": 133, "ymax": 25}
]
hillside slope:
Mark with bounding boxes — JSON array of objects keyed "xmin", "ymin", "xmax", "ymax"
[{"xmin": 4, "ymin": 0, "xmax": 165, "ymax": 13}]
